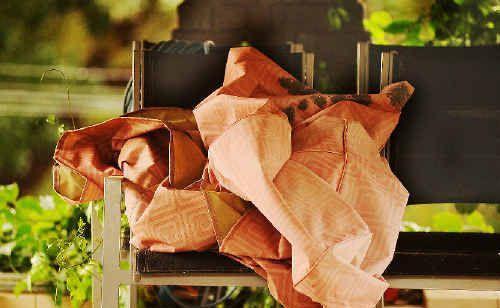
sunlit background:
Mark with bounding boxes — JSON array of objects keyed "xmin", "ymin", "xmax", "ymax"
[{"xmin": 0, "ymin": 0, "xmax": 498, "ymax": 307}]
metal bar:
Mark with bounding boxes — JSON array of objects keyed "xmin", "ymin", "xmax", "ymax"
[
  {"xmin": 102, "ymin": 176, "xmax": 130, "ymax": 308},
  {"xmin": 132, "ymin": 274, "xmax": 500, "ymax": 290},
  {"xmin": 379, "ymin": 50, "xmax": 396, "ymax": 159},
  {"xmin": 91, "ymin": 202, "xmax": 103, "ymax": 308},
  {"xmin": 305, "ymin": 52, "xmax": 315, "ymax": 88},
  {"xmin": 387, "ymin": 276, "xmax": 500, "ymax": 291},
  {"xmin": 300, "ymin": 50, "xmax": 307, "ymax": 85},
  {"xmin": 132, "ymin": 41, "xmax": 142, "ymax": 111},
  {"xmin": 289, "ymin": 42, "xmax": 312, "ymax": 87},
  {"xmin": 135, "ymin": 273, "xmax": 266, "ymax": 287},
  {"xmin": 357, "ymin": 41, "xmax": 370, "ymax": 95},
  {"xmin": 128, "ymin": 285, "xmax": 137, "ymax": 308},
  {"xmin": 289, "ymin": 42, "xmax": 304, "ymax": 53},
  {"xmin": 128, "ymin": 230, "xmax": 137, "ymax": 308},
  {"xmin": 379, "ymin": 51, "xmax": 397, "ymax": 90}
]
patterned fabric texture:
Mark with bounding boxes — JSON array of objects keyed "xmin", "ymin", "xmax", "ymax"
[{"xmin": 53, "ymin": 47, "xmax": 414, "ymax": 307}]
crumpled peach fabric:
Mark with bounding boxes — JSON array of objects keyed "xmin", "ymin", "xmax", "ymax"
[{"xmin": 53, "ymin": 47, "xmax": 414, "ymax": 308}]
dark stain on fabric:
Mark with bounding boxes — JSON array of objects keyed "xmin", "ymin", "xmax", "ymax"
[{"xmin": 278, "ymin": 77, "xmax": 317, "ymax": 95}]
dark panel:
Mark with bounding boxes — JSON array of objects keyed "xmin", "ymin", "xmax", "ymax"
[
  {"xmin": 385, "ymin": 232, "xmax": 500, "ymax": 276},
  {"xmin": 210, "ymin": 44, "xmax": 292, "ymax": 55},
  {"xmin": 137, "ymin": 233, "xmax": 500, "ymax": 276},
  {"xmin": 369, "ymin": 45, "xmax": 500, "ymax": 204},
  {"xmin": 136, "ymin": 250, "xmax": 252, "ymax": 274},
  {"xmin": 386, "ymin": 251, "xmax": 500, "ymax": 276},
  {"xmin": 142, "ymin": 48, "xmax": 303, "ymax": 109},
  {"xmin": 143, "ymin": 52, "xmax": 226, "ymax": 109},
  {"xmin": 395, "ymin": 232, "xmax": 500, "ymax": 253}
]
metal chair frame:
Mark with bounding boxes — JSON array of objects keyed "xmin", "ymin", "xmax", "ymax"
[
  {"xmin": 356, "ymin": 41, "xmax": 500, "ymax": 307},
  {"xmin": 92, "ymin": 41, "xmax": 314, "ymax": 308},
  {"xmin": 91, "ymin": 41, "xmax": 500, "ymax": 308}
]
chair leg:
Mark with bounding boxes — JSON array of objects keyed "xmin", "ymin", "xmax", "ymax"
[
  {"xmin": 102, "ymin": 176, "xmax": 128, "ymax": 308},
  {"xmin": 91, "ymin": 202, "xmax": 103, "ymax": 308},
  {"xmin": 128, "ymin": 284, "xmax": 137, "ymax": 308},
  {"xmin": 128, "ymin": 238, "xmax": 138, "ymax": 308},
  {"xmin": 102, "ymin": 281, "xmax": 120, "ymax": 308}
]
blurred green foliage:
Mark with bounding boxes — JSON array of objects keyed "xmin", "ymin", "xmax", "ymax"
[
  {"xmin": 0, "ymin": 183, "xmax": 95, "ymax": 307},
  {"xmin": 0, "ymin": 117, "xmax": 61, "ymax": 188},
  {"xmin": 327, "ymin": 1, "xmax": 350, "ymax": 31},
  {"xmin": 0, "ymin": 0, "xmax": 107, "ymax": 66},
  {"xmin": 0, "ymin": 0, "xmax": 181, "ymax": 67},
  {"xmin": 215, "ymin": 287, "xmax": 281, "ymax": 308},
  {"xmin": 0, "ymin": 0, "xmax": 181, "ymax": 193},
  {"xmin": 362, "ymin": 0, "xmax": 499, "ymax": 46},
  {"xmin": 403, "ymin": 203, "xmax": 498, "ymax": 233}
]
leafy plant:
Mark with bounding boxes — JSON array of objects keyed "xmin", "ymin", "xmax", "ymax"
[
  {"xmin": 0, "ymin": 183, "xmax": 96, "ymax": 307},
  {"xmin": 403, "ymin": 204, "xmax": 495, "ymax": 233},
  {"xmin": 0, "ymin": 117, "xmax": 61, "ymax": 188},
  {"xmin": 362, "ymin": 0, "xmax": 499, "ymax": 46},
  {"xmin": 328, "ymin": 2, "xmax": 350, "ymax": 31},
  {"xmin": 215, "ymin": 287, "xmax": 282, "ymax": 308}
]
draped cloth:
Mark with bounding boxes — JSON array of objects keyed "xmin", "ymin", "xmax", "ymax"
[{"xmin": 53, "ymin": 47, "xmax": 414, "ymax": 307}]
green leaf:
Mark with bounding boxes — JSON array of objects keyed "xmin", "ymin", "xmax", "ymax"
[
  {"xmin": 369, "ymin": 11, "xmax": 393, "ymax": 28},
  {"xmin": 29, "ymin": 252, "xmax": 52, "ymax": 283},
  {"xmin": 2, "ymin": 221, "xmax": 13, "ymax": 232},
  {"xmin": 337, "ymin": 7, "xmax": 349, "ymax": 21},
  {"xmin": 14, "ymin": 280, "xmax": 27, "ymax": 296},
  {"xmin": 432, "ymin": 212, "xmax": 463, "ymax": 232},
  {"xmin": 405, "ymin": 24, "xmax": 425, "ymax": 46},
  {"xmin": 328, "ymin": 7, "xmax": 350, "ymax": 30},
  {"xmin": 454, "ymin": 0, "xmax": 465, "ymax": 5},
  {"xmin": 15, "ymin": 223, "xmax": 32, "ymax": 239},
  {"xmin": 363, "ymin": 18, "xmax": 386, "ymax": 44},
  {"xmin": 0, "ymin": 241, "xmax": 17, "ymax": 255},
  {"xmin": 120, "ymin": 260, "xmax": 130, "ymax": 270},
  {"xmin": 15, "ymin": 196, "xmax": 43, "ymax": 220},
  {"xmin": 418, "ymin": 22, "xmax": 436, "ymax": 42},
  {"xmin": 455, "ymin": 203, "xmax": 478, "ymax": 215},
  {"xmin": 0, "ymin": 183, "xmax": 19, "ymax": 204},
  {"xmin": 46, "ymin": 115, "xmax": 56, "ymax": 125},
  {"xmin": 0, "ymin": 188, "xmax": 96, "ymax": 305},
  {"xmin": 39, "ymin": 195, "xmax": 56, "ymax": 211},
  {"xmin": 77, "ymin": 218, "xmax": 85, "ymax": 234},
  {"xmin": 465, "ymin": 211, "xmax": 494, "ymax": 233},
  {"xmin": 329, "ymin": 14, "xmax": 342, "ymax": 30},
  {"xmin": 54, "ymin": 280, "xmax": 65, "ymax": 306},
  {"xmin": 384, "ymin": 20, "xmax": 414, "ymax": 34}
]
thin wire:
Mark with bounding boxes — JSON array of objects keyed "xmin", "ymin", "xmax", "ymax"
[{"xmin": 40, "ymin": 68, "xmax": 76, "ymax": 130}]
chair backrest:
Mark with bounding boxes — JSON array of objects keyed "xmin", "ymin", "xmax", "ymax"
[
  {"xmin": 132, "ymin": 40, "xmax": 314, "ymax": 111},
  {"xmin": 357, "ymin": 43, "xmax": 500, "ymax": 204}
]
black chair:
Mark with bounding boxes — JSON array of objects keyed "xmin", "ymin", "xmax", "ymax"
[
  {"xmin": 123, "ymin": 40, "xmax": 215, "ymax": 113},
  {"xmin": 130, "ymin": 40, "xmax": 314, "ymax": 111},
  {"xmin": 95, "ymin": 40, "xmax": 315, "ymax": 308},
  {"xmin": 137, "ymin": 43, "xmax": 500, "ymax": 293},
  {"xmin": 357, "ymin": 42, "xmax": 500, "ymax": 294},
  {"xmin": 96, "ymin": 41, "xmax": 499, "ymax": 308},
  {"xmin": 130, "ymin": 39, "xmax": 315, "ymax": 278}
]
